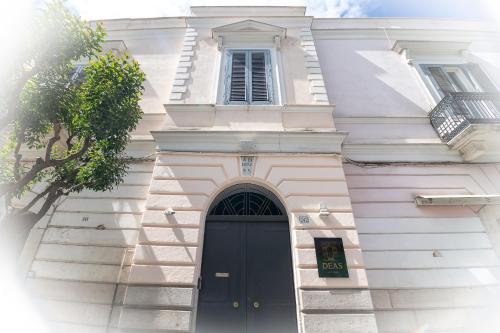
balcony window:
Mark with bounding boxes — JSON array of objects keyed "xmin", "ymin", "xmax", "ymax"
[
  {"xmin": 421, "ymin": 64, "xmax": 484, "ymax": 97},
  {"xmin": 69, "ymin": 64, "xmax": 86, "ymax": 84},
  {"xmin": 422, "ymin": 64, "xmax": 500, "ymax": 142}
]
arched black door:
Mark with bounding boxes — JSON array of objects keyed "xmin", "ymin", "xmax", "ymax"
[{"xmin": 196, "ymin": 184, "xmax": 298, "ymax": 333}]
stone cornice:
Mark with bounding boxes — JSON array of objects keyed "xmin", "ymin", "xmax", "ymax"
[
  {"xmin": 144, "ymin": 131, "xmax": 500, "ymax": 162},
  {"xmin": 343, "ymin": 142, "xmax": 463, "ymax": 162},
  {"xmin": 392, "ymin": 40, "xmax": 471, "ymax": 54},
  {"xmin": 95, "ymin": 16, "xmax": 492, "ymax": 32},
  {"xmin": 163, "ymin": 104, "xmax": 335, "ymax": 113},
  {"xmin": 93, "ymin": 17, "xmax": 186, "ymax": 31},
  {"xmin": 94, "ymin": 17, "xmax": 314, "ymax": 31},
  {"xmin": 190, "ymin": 6, "xmax": 306, "ymax": 17},
  {"xmin": 141, "ymin": 113, "xmax": 166, "ymax": 119},
  {"xmin": 335, "ymin": 116, "xmax": 429, "ymax": 124},
  {"xmin": 392, "ymin": 40, "xmax": 472, "ymax": 60},
  {"xmin": 151, "ymin": 130, "xmax": 347, "ymax": 153},
  {"xmin": 187, "ymin": 17, "xmax": 314, "ymax": 30},
  {"xmin": 126, "ymin": 137, "xmax": 156, "ymax": 158},
  {"xmin": 311, "ymin": 17, "xmax": 492, "ymax": 31},
  {"xmin": 311, "ymin": 29, "xmax": 498, "ymax": 42},
  {"xmin": 93, "ymin": 16, "xmax": 496, "ymax": 44}
]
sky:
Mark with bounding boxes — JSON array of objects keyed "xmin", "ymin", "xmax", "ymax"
[{"xmin": 60, "ymin": 0, "xmax": 500, "ymax": 21}]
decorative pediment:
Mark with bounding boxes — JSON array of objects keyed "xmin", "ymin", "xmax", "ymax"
[{"xmin": 212, "ymin": 20, "xmax": 286, "ymax": 49}]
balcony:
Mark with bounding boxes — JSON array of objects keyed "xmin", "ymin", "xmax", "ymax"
[{"xmin": 429, "ymin": 92, "xmax": 500, "ymax": 161}]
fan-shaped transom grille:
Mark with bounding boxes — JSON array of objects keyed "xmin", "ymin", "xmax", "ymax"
[{"xmin": 208, "ymin": 184, "xmax": 284, "ymax": 216}]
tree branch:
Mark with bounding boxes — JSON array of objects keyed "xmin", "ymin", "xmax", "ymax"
[
  {"xmin": 0, "ymin": 137, "xmax": 91, "ymax": 197},
  {"xmin": 45, "ymin": 123, "xmax": 61, "ymax": 161},
  {"xmin": 66, "ymin": 132, "xmax": 74, "ymax": 150},
  {"xmin": 14, "ymin": 166, "xmax": 79, "ymax": 216},
  {"xmin": 33, "ymin": 188, "xmax": 62, "ymax": 221},
  {"xmin": 15, "ymin": 182, "xmax": 58, "ymax": 215},
  {"xmin": 13, "ymin": 131, "xmax": 25, "ymax": 181},
  {"xmin": 53, "ymin": 137, "xmax": 91, "ymax": 165},
  {"xmin": 61, "ymin": 183, "xmax": 82, "ymax": 196}
]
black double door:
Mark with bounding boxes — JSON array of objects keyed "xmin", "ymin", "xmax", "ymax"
[{"xmin": 196, "ymin": 220, "xmax": 298, "ymax": 333}]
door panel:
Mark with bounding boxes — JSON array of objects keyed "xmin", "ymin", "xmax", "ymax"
[
  {"xmin": 246, "ymin": 222, "xmax": 297, "ymax": 333},
  {"xmin": 196, "ymin": 222, "xmax": 245, "ymax": 333},
  {"xmin": 196, "ymin": 220, "xmax": 297, "ymax": 333}
]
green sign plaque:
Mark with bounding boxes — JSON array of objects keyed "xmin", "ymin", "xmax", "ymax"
[{"xmin": 314, "ymin": 238, "xmax": 349, "ymax": 278}]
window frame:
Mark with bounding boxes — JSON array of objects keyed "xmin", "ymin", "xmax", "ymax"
[
  {"xmin": 420, "ymin": 64, "xmax": 482, "ymax": 99},
  {"xmin": 222, "ymin": 48, "xmax": 276, "ymax": 105},
  {"xmin": 70, "ymin": 64, "xmax": 86, "ymax": 83},
  {"xmin": 414, "ymin": 59, "xmax": 497, "ymax": 107}
]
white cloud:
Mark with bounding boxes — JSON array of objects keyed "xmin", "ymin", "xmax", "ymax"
[
  {"xmin": 306, "ymin": 0, "xmax": 368, "ymax": 17},
  {"xmin": 65, "ymin": 0, "xmax": 368, "ymax": 20}
]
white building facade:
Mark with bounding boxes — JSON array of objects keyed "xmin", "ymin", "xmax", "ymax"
[{"xmin": 19, "ymin": 6, "xmax": 500, "ymax": 333}]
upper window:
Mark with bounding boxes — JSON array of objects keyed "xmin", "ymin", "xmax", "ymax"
[
  {"xmin": 224, "ymin": 50, "xmax": 274, "ymax": 105},
  {"xmin": 69, "ymin": 64, "xmax": 86, "ymax": 84},
  {"xmin": 421, "ymin": 65, "xmax": 480, "ymax": 97},
  {"xmin": 420, "ymin": 64, "xmax": 497, "ymax": 101}
]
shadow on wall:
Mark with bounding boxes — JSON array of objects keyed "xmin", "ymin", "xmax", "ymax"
[
  {"xmin": 129, "ymin": 29, "xmax": 185, "ymax": 113},
  {"xmin": 316, "ymin": 39, "xmax": 430, "ymax": 117}
]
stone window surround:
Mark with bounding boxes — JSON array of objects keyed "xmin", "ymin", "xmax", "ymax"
[{"xmin": 212, "ymin": 19, "xmax": 287, "ymax": 105}]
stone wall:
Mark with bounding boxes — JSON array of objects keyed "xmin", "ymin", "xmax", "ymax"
[
  {"xmin": 20, "ymin": 162, "xmax": 153, "ymax": 333},
  {"xmin": 113, "ymin": 152, "xmax": 376, "ymax": 332},
  {"xmin": 345, "ymin": 163, "xmax": 500, "ymax": 332}
]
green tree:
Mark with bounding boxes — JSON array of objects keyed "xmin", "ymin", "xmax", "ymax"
[{"xmin": 0, "ymin": 0, "xmax": 145, "ymax": 253}]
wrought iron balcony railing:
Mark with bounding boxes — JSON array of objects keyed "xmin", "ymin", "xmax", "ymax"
[{"xmin": 429, "ymin": 92, "xmax": 500, "ymax": 142}]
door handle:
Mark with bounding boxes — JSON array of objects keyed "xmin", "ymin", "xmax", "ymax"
[
  {"xmin": 233, "ymin": 301, "xmax": 239, "ymax": 309},
  {"xmin": 253, "ymin": 301, "xmax": 260, "ymax": 309}
]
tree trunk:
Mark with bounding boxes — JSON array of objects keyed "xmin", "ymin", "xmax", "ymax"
[{"xmin": 0, "ymin": 212, "xmax": 40, "ymax": 263}]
